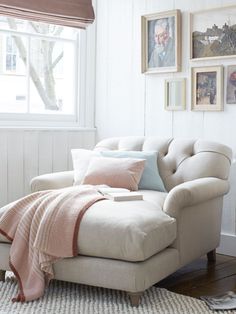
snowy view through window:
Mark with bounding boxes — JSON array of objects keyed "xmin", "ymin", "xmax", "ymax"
[{"xmin": 0, "ymin": 17, "xmax": 79, "ymax": 116}]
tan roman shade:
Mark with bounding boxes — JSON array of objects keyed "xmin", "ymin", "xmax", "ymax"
[{"xmin": 0, "ymin": 0, "xmax": 95, "ymax": 28}]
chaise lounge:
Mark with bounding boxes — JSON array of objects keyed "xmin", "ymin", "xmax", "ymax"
[{"xmin": 0, "ymin": 136, "xmax": 232, "ymax": 306}]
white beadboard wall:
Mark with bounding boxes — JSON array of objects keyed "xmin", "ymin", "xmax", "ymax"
[
  {"xmin": 0, "ymin": 129, "xmax": 95, "ymax": 207},
  {"xmin": 95, "ymin": 0, "xmax": 236, "ymax": 255}
]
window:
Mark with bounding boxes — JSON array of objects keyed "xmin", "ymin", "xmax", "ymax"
[
  {"xmin": 0, "ymin": 17, "xmax": 80, "ymax": 121},
  {"xmin": 5, "ymin": 36, "xmax": 17, "ymax": 72}
]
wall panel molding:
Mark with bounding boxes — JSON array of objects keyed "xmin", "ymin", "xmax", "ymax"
[{"xmin": 0, "ymin": 129, "xmax": 96, "ymax": 206}]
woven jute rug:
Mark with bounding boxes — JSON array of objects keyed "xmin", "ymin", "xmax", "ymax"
[{"xmin": 0, "ymin": 273, "xmax": 234, "ymax": 314}]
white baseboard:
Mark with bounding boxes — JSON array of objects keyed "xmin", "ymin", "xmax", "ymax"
[{"xmin": 217, "ymin": 233, "xmax": 236, "ymax": 257}]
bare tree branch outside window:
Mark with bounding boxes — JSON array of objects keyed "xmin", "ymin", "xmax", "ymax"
[{"xmin": 7, "ymin": 18, "xmax": 64, "ymax": 110}]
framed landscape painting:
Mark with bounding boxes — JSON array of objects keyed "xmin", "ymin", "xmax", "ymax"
[
  {"xmin": 191, "ymin": 66, "xmax": 223, "ymax": 111},
  {"xmin": 226, "ymin": 65, "xmax": 236, "ymax": 104},
  {"xmin": 190, "ymin": 6, "xmax": 236, "ymax": 60},
  {"xmin": 141, "ymin": 9, "xmax": 181, "ymax": 74}
]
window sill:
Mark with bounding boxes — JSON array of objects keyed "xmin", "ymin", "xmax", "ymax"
[{"xmin": 0, "ymin": 126, "xmax": 96, "ymax": 131}]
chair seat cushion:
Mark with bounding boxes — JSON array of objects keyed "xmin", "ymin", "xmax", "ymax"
[{"xmin": 0, "ymin": 191, "xmax": 176, "ymax": 262}]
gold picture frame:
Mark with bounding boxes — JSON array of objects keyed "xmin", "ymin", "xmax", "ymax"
[
  {"xmin": 141, "ymin": 9, "xmax": 181, "ymax": 74},
  {"xmin": 190, "ymin": 5, "xmax": 236, "ymax": 61},
  {"xmin": 191, "ymin": 66, "xmax": 223, "ymax": 111},
  {"xmin": 165, "ymin": 78, "xmax": 186, "ymax": 110}
]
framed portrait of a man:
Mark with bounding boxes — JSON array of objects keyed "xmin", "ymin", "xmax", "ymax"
[{"xmin": 141, "ymin": 10, "xmax": 181, "ymax": 74}]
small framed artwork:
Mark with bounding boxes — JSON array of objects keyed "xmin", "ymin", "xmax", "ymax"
[
  {"xmin": 165, "ymin": 78, "xmax": 186, "ymax": 110},
  {"xmin": 226, "ymin": 65, "xmax": 236, "ymax": 104},
  {"xmin": 141, "ymin": 9, "xmax": 181, "ymax": 74},
  {"xmin": 191, "ymin": 66, "xmax": 223, "ymax": 111},
  {"xmin": 190, "ymin": 5, "xmax": 236, "ymax": 60}
]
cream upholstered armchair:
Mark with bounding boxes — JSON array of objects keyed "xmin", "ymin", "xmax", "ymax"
[{"xmin": 0, "ymin": 137, "xmax": 232, "ymax": 306}]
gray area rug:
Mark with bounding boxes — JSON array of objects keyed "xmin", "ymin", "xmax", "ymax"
[{"xmin": 0, "ymin": 273, "xmax": 234, "ymax": 314}]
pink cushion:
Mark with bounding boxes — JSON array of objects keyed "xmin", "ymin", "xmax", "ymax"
[{"xmin": 82, "ymin": 157, "xmax": 146, "ymax": 191}]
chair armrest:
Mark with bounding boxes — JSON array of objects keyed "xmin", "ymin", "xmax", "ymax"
[
  {"xmin": 163, "ymin": 177, "xmax": 229, "ymax": 218},
  {"xmin": 30, "ymin": 171, "xmax": 74, "ymax": 192}
]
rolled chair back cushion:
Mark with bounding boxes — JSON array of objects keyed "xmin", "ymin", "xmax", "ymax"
[{"xmin": 94, "ymin": 137, "xmax": 232, "ymax": 191}]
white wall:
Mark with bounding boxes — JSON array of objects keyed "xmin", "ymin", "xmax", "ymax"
[
  {"xmin": 95, "ymin": 0, "xmax": 236, "ymax": 255},
  {"xmin": 0, "ymin": 129, "xmax": 95, "ymax": 207}
]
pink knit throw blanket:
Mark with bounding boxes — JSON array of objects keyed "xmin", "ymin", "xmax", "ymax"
[{"xmin": 0, "ymin": 185, "xmax": 105, "ymax": 302}]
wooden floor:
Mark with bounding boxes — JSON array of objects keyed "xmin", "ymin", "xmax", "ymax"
[{"xmin": 156, "ymin": 254, "xmax": 236, "ymax": 298}]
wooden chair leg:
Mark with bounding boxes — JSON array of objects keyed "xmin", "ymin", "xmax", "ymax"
[
  {"xmin": 0, "ymin": 270, "xmax": 6, "ymax": 282},
  {"xmin": 127, "ymin": 291, "xmax": 143, "ymax": 307},
  {"xmin": 207, "ymin": 249, "xmax": 216, "ymax": 263}
]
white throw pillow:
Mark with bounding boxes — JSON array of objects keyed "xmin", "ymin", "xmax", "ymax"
[{"xmin": 71, "ymin": 149, "xmax": 100, "ymax": 185}]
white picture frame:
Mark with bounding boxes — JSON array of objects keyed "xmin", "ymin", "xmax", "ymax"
[
  {"xmin": 190, "ymin": 5, "xmax": 236, "ymax": 61},
  {"xmin": 191, "ymin": 66, "xmax": 223, "ymax": 111},
  {"xmin": 165, "ymin": 78, "xmax": 186, "ymax": 110},
  {"xmin": 141, "ymin": 10, "xmax": 181, "ymax": 74}
]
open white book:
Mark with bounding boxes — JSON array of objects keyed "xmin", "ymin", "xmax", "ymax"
[{"xmin": 97, "ymin": 186, "xmax": 143, "ymax": 201}]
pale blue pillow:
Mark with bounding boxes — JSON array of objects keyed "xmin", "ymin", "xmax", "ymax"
[{"xmin": 101, "ymin": 151, "xmax": 166, "ymax": 192}]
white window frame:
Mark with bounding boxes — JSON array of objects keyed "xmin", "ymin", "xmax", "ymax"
[{"xmin": 0, "ymin": 20, "xmax": 93, "ymax": 128}]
